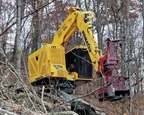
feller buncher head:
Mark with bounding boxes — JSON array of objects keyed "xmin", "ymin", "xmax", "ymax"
[{"xmin": 97, "ymin": 39, "xmax": 130, "ymax": 101}]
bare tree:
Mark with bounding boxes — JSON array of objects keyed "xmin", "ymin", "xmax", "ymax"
[
  {"xmin": 142, "ymin": 0, "xmax": 144, "ymax": 59},
  {"xmin": 45, "ymin": 0, "xmax": 52, "ymax": 43},
  {"xmin": 31, "ymin": 0, "xmax": 43, "ymax": 52},
  {"xmin": 126, "ymin": 0, "xmax": 133, "ymax": 114},
  {"xmin": 13, "ymin": 0, "xmax": 22, "ymax": 89},
  {"xmin": 92, "ymin": 0, "xmax": 104, "ymax": 50},
  {"xmin": 0, "ymin": 0, "xmax": 3, "ymax": 60}
]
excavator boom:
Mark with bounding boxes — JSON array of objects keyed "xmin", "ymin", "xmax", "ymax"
[{"xmin": 52, "ymin": 7, "xmax": 102, "ymax": 72}]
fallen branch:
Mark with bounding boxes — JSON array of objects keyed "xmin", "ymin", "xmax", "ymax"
[
  {"xmin": 0, "ymin": 101, "xmax": 44, "ymax": 115},
  {"xmin": 0, "ymin": 101, "xmax": 78, "ymax": 115},
  {"xmin": 0, "ymin": 48, "xmax": 52, "ymax": 113},
  {"xmin": 0, "ymin": 108, "xmax": 17, "ymax": 115},
  {"xmin": 41, "ymin": 86, "xmax": 47, "ymax": 114},
  {"xmin": 46, "ymin": 111, "xmax": 78, "ymax": 115}
]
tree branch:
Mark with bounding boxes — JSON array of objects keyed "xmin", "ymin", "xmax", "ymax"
[{"xmin": 0, "ymin": 0, "xmax": 56, "ymax": 36}]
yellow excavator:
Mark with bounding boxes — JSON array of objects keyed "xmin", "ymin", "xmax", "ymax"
[
  {"xmin": 28, "ymin": 7, "xmax": 129, "ymax": 114},
  {"xmin": 28, "ymin": 7, "xmax": 101, "ymax": 82},
  {"xmin": 28, "ymin": 7, "xmax": 102, "ymax": 94}
]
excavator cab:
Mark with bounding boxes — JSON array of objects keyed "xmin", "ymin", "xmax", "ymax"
[{"xmin": 66, "ymin": 45, "xmax": 93, "ymax": 80}]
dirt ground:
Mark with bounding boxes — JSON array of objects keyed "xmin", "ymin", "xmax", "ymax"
[{"xmin": 75, "ymin": 81, "xmax": 144, "ymax": 115}]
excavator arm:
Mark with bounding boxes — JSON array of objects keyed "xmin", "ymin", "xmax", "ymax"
[
  {"xmin": 52, "ymin": 7, "xmax": 78, "ymax": 46},
  {"xmin": 52, "ymin": 7, "xmax": 102, "ymax": 72},
  {"xmin": 76, "ymin": 12, "xmax": 102, "ymax": 72}
]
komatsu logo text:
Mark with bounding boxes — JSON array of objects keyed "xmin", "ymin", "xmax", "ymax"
[{"xmin": 82, "ymin": 30, "xmax": 91, "ymax": 52}]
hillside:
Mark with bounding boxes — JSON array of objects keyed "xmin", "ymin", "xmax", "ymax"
[{"xmin": 0, "ymin": 66, "xmax": 143, "ymax": 115}]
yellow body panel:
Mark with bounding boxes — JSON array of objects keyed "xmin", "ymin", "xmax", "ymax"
[{"xmin": 28, "ymin": 44, "xmax": 75, "ymax": 83}]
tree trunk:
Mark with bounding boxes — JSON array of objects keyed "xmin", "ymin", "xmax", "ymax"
[
  {"xmin": 31, "ymin": 0, "xmax": 42, "ymax": 52},
  {"xmin": 92, "ymin": 0, "xmax": 103, "ymax": 50},
  {"xmin": 45, "ymin": 0, "xmax": 52, "ymax": 43},
  {"xmin": 126, "ymin": 0, "xmax": 132, "ymax": 114},
  {"xmin": 13, "ymin": 0, "xmax": 22, "ymax": 89},
  {"xmin": 116, "ymin": 0, "xmax": 126, "ymax": 79},
  {"xmin": 0, "ymin": 0, "xmax": 4, "ymax": 61},
  {"xmin": 142, "ymin": 0, "xmax": 144, "ymax": 63}
]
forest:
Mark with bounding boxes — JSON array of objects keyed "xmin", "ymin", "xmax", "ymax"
[{"xmin": 0, "ymin": 0, "xmax": 144, "ymax": 115}]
